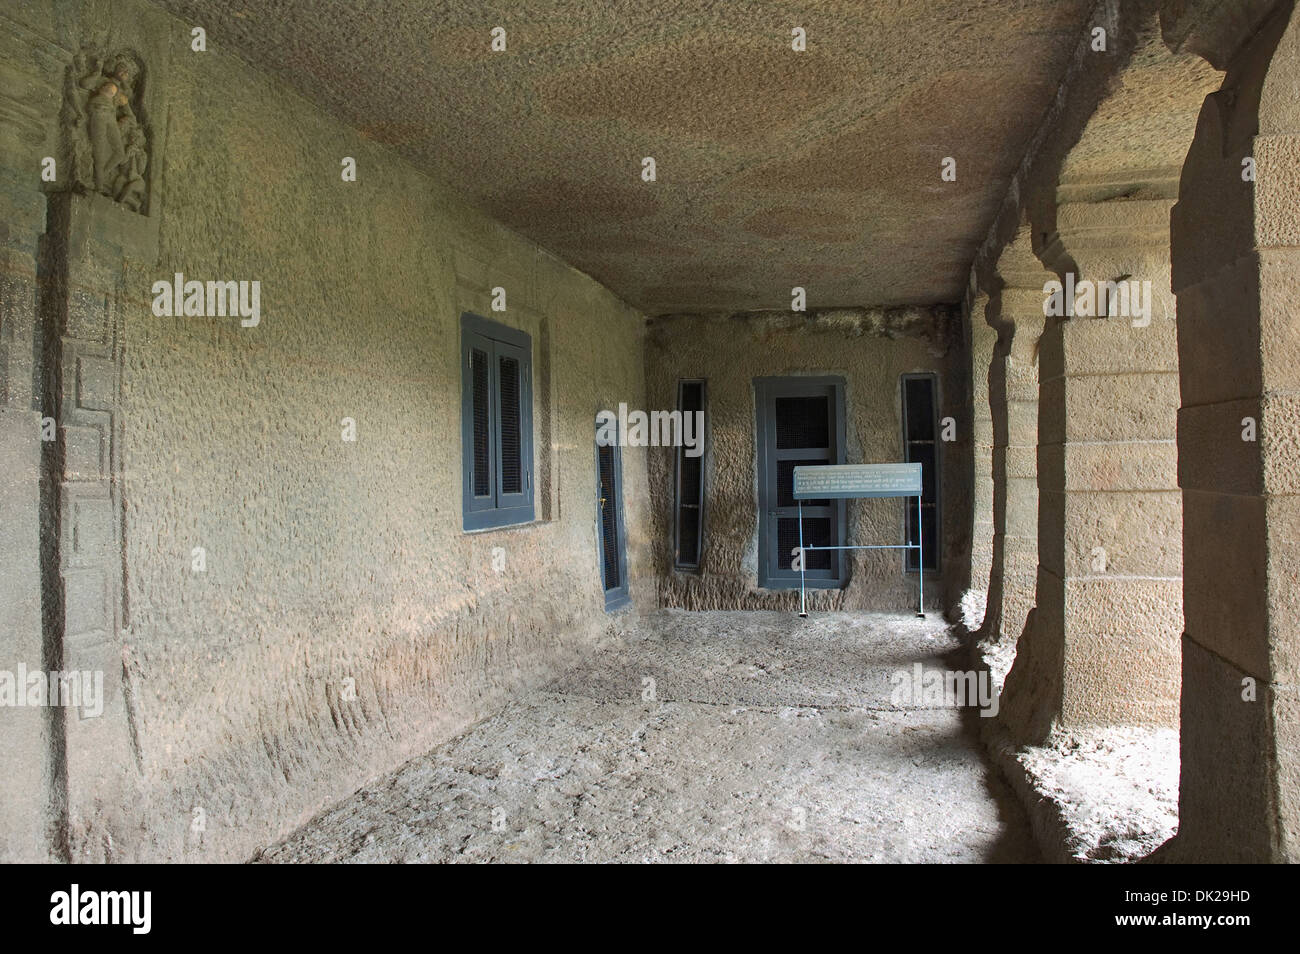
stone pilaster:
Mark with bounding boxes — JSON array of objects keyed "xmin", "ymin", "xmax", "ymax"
[{"xmin": 42, "ymin": 191, "xmax": 161, "ymax": 859}]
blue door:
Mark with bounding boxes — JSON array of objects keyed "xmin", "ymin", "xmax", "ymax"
[
  {"xmin": 755, "ymin": 376, "xmax": 848, "ymax": 589},
  {"xmin": 596, "ymin": 427, "xmax": 630, "ymax": 610}
]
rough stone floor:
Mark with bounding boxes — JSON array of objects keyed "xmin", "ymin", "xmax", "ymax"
[
  {"xmin": 1017, "ymin": 726, "xmax": 1179, "ymax": 862},
  {"xmin": 260, "ymin": 610, "xmax": 1040, "ymax": 863}
]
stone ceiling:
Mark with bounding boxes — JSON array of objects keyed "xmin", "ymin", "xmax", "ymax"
[{"xmin": 153, "ymin": 0, "xmax": 1096, "ymax": 313}]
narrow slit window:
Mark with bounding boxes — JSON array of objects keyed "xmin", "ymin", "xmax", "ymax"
[
  {"xmin": 599, "ymin": 444, "xmax": 621, "ymax": 591},
  {"xmin": 498, "ymin": 354, "xmax": 522, "ymax": 495},
  {"xmin": 471, "ymin": 347, "xmax": 491, "ymax": 498},
  {"xmin": 902, "ymin": 373, "xmax": 940, "ymax": 572},
  {"xmin": 596, "ymin": 422, "xmax": 630, "ymax": 611},
  {"xmin": 673, "ymin": 379, "xmax": 707, "ymax": 571},
  {"xmin": 461, "ymin": 313, "xmax": 534, "ymax": 531}
]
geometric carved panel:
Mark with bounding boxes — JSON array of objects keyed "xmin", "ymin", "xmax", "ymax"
[
  {"xmin": 75, "ymin": 354, "xmax": 116, "ymax": 411},
  {"xmin": 67, "ymin": 288, "xmax": 110, "ymax": 343},
  {"xmin": 62, "ymin": 424, "xmax": 105, "ymax": 480},
  {"xmin": 62, "ymin": 565, "xmax": 109, "ymax": 642},
  {"xmin": 70, "ymin": 496, "xmax": 113, "ymax": 559}
]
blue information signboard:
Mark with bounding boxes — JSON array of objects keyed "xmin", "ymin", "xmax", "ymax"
[{"xmin": 790, "ymin": 463, "xmax": 925, "ymax": 619}]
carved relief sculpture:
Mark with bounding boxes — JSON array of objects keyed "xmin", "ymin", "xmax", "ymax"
[{"xmin": 61, "ymin": 47, "xmax": 149, "ymax": 213}]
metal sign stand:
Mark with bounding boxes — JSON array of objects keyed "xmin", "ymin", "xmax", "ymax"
[{"xmin": 794, "ymin": 463, "xmax": 925, "ymax": 620}]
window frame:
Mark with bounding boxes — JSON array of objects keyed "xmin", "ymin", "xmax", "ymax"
[
  {"xmin": 461, "ymin": 312, "xmax": 535, "ymax": 531},
  {"xmin": 672, "ymin": 378, "xmax": 708, "ymax": 572},
  {"xmin": 901, "ymin": 372, "xmax": 940, "ymax": 573}
]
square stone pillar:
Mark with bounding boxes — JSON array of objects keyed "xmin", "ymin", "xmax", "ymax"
[
  {"xmin": 1167, "ymin": 0, "xmax": 1300, "ymax": 861},
  {"xmin": 969, "ymin": 295, "xmax": 997, "ymax": 605},
  {"xmin": 1034, "ymin": 199, "xmax": 1184, "ymax": 732},
  {"xmin": 999, "ymin": 290, "xmax": 1044, "ymax": 644}
]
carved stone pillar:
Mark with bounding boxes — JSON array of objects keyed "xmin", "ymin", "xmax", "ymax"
[
  {"xmin": 983, "ymin": 230, "xmax": 1046, "ymax": 653},
  {"xmin": 968, "ymin": 291, "xmax": 996, "ymax": 617},
  {"xmin": 1164, "ymin": 0, "xmax": 1300, "ymax": 861},
  {"xmin": 1037, "ymin": 198, "xmax": 1183, "ymax": 732}
]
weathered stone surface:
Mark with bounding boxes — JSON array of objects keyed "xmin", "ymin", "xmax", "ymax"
[
  {"xmin": 1039, "ymin": 440, "xmax": 1179, "ymax": 494},
  {"xmin": 1174, "ymin": 637, "xmax": 1278, "ymax": 861},
  {"xmin": 145, "ymin": 0, "xmax": 1098, "ymax": 313},
  {"xmin": 0, "ymin": 411, "xmax": 49, "ymax": 863},
  {"xmin": 1058, "ymin": 490, "xmax": 1182, "ymax": 578},
  {"xmin": 260, "ymin": 611, "xmax": 1039, "ymax": 864}
]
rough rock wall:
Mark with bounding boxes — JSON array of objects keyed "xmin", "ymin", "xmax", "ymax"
[
  {"xmin": 1, "ymin": 0, "xmax": 652, "ymax": 863},
  {"xmin": 645, "ymin": 308, "xmax": 966, "ymax": 614}
]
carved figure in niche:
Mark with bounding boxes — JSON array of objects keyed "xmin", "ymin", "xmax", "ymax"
[{"xmin": 62, "ymin": 47, "xmax": 149, "ymax": 213}]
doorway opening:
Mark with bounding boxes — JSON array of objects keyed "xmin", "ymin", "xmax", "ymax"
[
  {"xmin": 754, "ymin": 376, "xmax": 847, "ymax": 589},
  {"xmin": 596, "ymin": 423, "xmax": 629, "ymax": 610}
]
